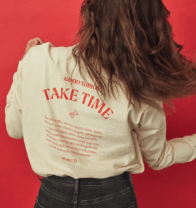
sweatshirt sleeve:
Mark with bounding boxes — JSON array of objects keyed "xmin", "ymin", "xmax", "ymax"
[
  {"xmin": 5, "ymin": 60, "xmax": 24, "ymax": 139},
  {"xmin": 135, "ymin": 102, "xmax": 196, "ymax": 170},
  {"xmin": 5, "ymin": 43, "xmax": 53, "ymax": 140}
]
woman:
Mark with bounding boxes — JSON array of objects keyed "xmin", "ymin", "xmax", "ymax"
[{"xmin": 5, "ymin": 0, "xmax": 196, "ymax": 207}]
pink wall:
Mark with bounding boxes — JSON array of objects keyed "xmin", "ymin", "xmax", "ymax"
[{"xmin": 1, "ymin": 0, "xmax": 196, "ymax": 207}]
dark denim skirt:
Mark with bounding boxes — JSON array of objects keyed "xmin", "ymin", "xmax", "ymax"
[{"xmin": 34, "ymin": 171, "xmax": 138, "ymax": 208}]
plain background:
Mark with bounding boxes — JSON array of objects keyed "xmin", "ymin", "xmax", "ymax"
[{"xmin": 1, "ymin": 0, "xmax": 196, "ymax": 207}]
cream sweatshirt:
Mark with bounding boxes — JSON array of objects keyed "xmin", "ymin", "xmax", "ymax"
[{"xmin": 5, "ymin": 42, "xmax": 196, "ymax": 179}]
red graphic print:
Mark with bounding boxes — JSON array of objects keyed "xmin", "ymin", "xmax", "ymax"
[
  {"xmin": 42, "ymin": 77, "xmax": 114, "ymax": 120},
  {"xmin": 44, "ymin": 116, "xmax": 103, "ymax": 163},
  {"xmin": 69, "ymin": 110, "xmax": 79, "ymax": 118}
]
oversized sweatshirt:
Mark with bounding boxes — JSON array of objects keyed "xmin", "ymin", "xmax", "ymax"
[{"xmin": 5, "ymin": 42, "xmax": 196, "ymax": 179}]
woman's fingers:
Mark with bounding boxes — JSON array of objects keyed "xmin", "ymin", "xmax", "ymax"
[
  {"xmin": 28, "ymin": 37, "xmax": 45, "ymax": 46},
  {"xmin": 36, "ymin": 37, "xmax": 45, "ymax": 44},
  {"xmin": 31, "ymin": 40, "xmax": 38, "ymax": 45},
  {"xmin": 21, "ymin": 37, "xmax": 46, "ymax": 61}
]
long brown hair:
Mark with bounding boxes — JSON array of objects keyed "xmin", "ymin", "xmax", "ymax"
[{"xmin": 69, "ymin": 0, "xmax": 196, "ymax": 116}]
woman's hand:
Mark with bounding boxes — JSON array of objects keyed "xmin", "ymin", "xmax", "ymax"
[{"xmin": 21, "ymin": 37, "xmax": 45, "ymax": 61}]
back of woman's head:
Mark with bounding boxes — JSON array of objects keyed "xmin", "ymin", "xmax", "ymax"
[{"xmin": 71, "ymin": 0, "xmax": 196, "ymax": 115}]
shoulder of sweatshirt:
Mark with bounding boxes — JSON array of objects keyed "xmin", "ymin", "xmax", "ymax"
[
  {"xmin": 128, "ymin": 99, "xmax": 164, "ymax": 131},
  {"xmin": 139, "ymin": 100, "xmax": 165, "ymax": 129},
  {"xmin": 19, "ymin": 42, "xmax": 79, "ymax": 67}
]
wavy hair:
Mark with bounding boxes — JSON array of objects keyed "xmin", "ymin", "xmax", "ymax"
[{"xmin": 69, "ymin": 0, "xmax": 196, "ymax": 115}]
